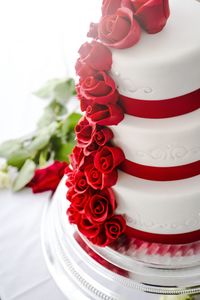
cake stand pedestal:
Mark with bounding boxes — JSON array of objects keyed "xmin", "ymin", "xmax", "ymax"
[{"xmin": 41, "ymin": 182, "xmax": 200, "ymax": 299}]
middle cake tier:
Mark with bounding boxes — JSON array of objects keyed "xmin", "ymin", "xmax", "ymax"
[{"xmin": 111, "ymin": 109, "xmax": 200, "ymax": 168}]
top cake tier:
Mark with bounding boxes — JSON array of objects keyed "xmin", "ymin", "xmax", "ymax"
[{"xmin": 110, "ymin": 0, "xmax": 200, "ymax": 100}]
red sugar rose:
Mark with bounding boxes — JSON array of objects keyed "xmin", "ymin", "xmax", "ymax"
[
  {"xmin": 98, "ymin": 7, "xmax": 141, "ymax": 49},
  {"xmin": 79, "ymin": 71, "xmax": 118, "ymax": 107},
  {"xmin": 77, "ymin": 216, "xmax": 102, "ymax": 239},
  {"xmin": 105, "ymin": 215, "xmax": 126, "ymax": 240},
  {"xmin": 70, "ymin": 190, "xmax": 91, "ymax": 214},
  {"xmin": 78, "ymin": 41, "xmax": 112, "ymax": 73},
  {"xmin": 83, "ymin": 141, "xmax": 100, "ymax": 157},
  {"xmin": 69, "ymin": 146, "xmax": 84, "ymax": 169},
  {"xmin": 122, "ymin": 0, "xmax": 170, "ymax": 33},
  {"xmin": 75, "ymin": 116, "xmax": 96, "ymax": 147},
  {"xmin": 67, "ymin": 205, "xmax": 81, "ymax": 224},
  {"xmin": 28, "ymin": 161, "xmax": 68, "ymax": 193},
  {"xmin": 94, "ymin": 146, "xmax": 125, "ymax": 174},
  {"xmin": 74, "ymin": 171, "xmax": 88, "ymax": 194},
  {"xmin": 85, "ymin": 188, "xmax": 116, "ymax": 223},
  {"xmin": 75, "ymin": 59, "xmax": 96, "ymax": 80},
  {"xmin": 102, "ymin": 0, "xmax": 122, "ymax": 16},
  {"xmin": 85, "ymin": 163, "xmax": 118, "ymax": 190},
  {"xmin": 86, "ymin": 102, "xmax": 124, "ymax": 126},
  {"xmin": 94, "ymin": 127, "xmax": 114, "ymax": 146}
]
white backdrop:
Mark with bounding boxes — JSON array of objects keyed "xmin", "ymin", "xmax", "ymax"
[{"xmin": 0, "ymin": 1, "xmax": 157, "ymax": 299}]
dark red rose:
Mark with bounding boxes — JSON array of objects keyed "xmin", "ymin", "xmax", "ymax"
[
  {"xmin": 98, "ymin": 7, "xmax": 141, "ymax": 49},
  {"xmin": 105, "ymin": 215, "xmax": 126, "ymax": 240},
  {"xmin": 94, "ymin": 127, "xmax": 114, "ymax": 146},
  {"xmin": 75, "ymin": 116, "xmax": 96, "ymax": 147},
  {"xmin": 83, "ymin": 141, "xmax": 100, "ymax": 157},
  {"xmin": 71, "ymin": 190, "xmax": 91, "ymax": 213},
  {"xmin": 87, "ymin": 22, "xmax": 99, "ymax": 39},
  {"xmin": 69, "ymin": 146, "xmax": 84, "ymax": 169},
  {"xmin": 85, "ymin": 164, "xmax": 118, "ymax": 190},
  {"xmin": 28, "ymin": 161, "xmax": 68, "ymax": 193},
  {"xmin": 122, "ymin": 0, "xmax": 170, "ymax": 33},
  {"xmin": 78, "ymin": 41, "xmax": 112, "ymax": 72},
  {"xmin": 74, "ymin": 171, "xmax": 88, "ymax": 194},
  {"xmin": 66, "ymin": 186, "xmax": 76, "ymax": 202},
  {"xmin": 79, "ymin": 71, "xmax": 119, "ymax": 107},
  {"xmin": 102, "ymin": 0, "xmax": 122, "ymax": 16},
  {"xmin": 65, "ymin": 167, "xmax": 75, "ymax": 188},
  {"xmin": 75, "ymin": 58, "xmax": 96, "ymax": 80},
  {"xmin": 94, "ymin": 146, "xmax": 125, "ymax": 174},
  {"xmin": 85, "ymin": 188, "xmax": 116, "ymax": 223},
  {"xmin": 77, "ymin": 215, "xmax": 102, "ymax": 239},
  {"xmin": 86, "ymin": 103, "xmax": 124, "ymax": 126},
  {"xmin": 67, "ymin": 205, "xmax": 81, "ymax": 224}
]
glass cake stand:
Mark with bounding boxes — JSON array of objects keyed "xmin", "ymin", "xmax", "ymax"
[{"xmin": 41, "ymin": 181, "xmax": 200, "ymax": 299}]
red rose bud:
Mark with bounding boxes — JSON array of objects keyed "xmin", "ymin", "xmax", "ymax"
[
  {"xmin": 85, "ymin": 164, "xmax": 118, "ymax": 190},
  {"xmin": 94, "ymin": 127, "xmax": 114, "ymax": 146},
  {"xmin": 79, "ymin": 71, "xmax": 119, "ymax": 106},
  {"xmin": 87, "ymin": 22, "xmax": 99, "ymax": 39},
  {"xmin": 86, "ymin": 103, "xmax": 124, "ymax": 126},
  {"xmin": 122, "ymin": 0, "xmax": 170, "ymax": 33},
  {"xmin": 28, "ymin": 161, "xmax": 68, "ymax": 193},
  {"xmin": 83, "ymin": 142, "xmax": 100, "ymax": 157},
  {"xmin": 77, "ymin": 216, "xmax": 102, "ymax": 239},
  {"xmin": 94, "ymin": 146, "xmax": 125, "ymax": 174},
  {"xmin": 98, "ymin": 7, "xmax": 141, "ymax": 49},
  {"xmin": 67, "ymin": 205, "xmax": 81, "ymax": 224},
  {"xmin": 69, "ymin": 146, "xmax": 84, "ymax": 169},
  {"xmin": 74, "ymin": 171, "xmax": 88, "ymax": 194},
  {"xmin": 102, "ymin": 0, "xmax": 122, "ymax": 16},
  {"xmin": 85, "ymin": 188, "xmax": 116, "ymax": 224},
  {"xmin": 78, "ymin": 41, "xmax": 112, "ymax": 72},
  {"xmin": 105, "ymin": 215, "xmax": 126, "ymax": 240},
  {"xmin": 75, "ymin": 58, "xmax": 96, "ymax": 80},
  {"xmin": 75, "ymin": 116, "xmax": 96, "ymax": 147},
  {"xmin": 70, "ymin": 190, "xmax": 91, "ymax": 214}
]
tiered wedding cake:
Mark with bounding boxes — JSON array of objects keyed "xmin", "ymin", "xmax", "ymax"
[{"xmin": 63, "ymin": 0, "xmax": 200, "ymax": 254}]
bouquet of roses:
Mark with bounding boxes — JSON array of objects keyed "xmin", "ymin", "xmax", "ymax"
[{"xmin": 0, "ymin": 78, "xmax": 81, "ymax": 193}]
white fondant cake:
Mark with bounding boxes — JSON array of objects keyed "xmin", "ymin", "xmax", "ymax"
[
  {"xmin": 110, "ymin": 0, "xmax": 200, "ymax": 100},
  {"xmin": 111, "ymin": 109, "xmax": 200, "ymax": 167},
  {"xmin": 64, "ymin": 0, "xmax": 200, "ymax": 251}
]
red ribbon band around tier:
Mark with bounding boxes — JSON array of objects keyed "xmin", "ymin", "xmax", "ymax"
[
  {"xmin": 120, "ymin": 159, "xmax": 200, "ymax": 181},
  {"xmin": 120, "ymin": 89, "xmax": 200, "ymax": 118},
  {"xmin": 125, "ymin": 226, "xmax": 200, "ymax": 244}
]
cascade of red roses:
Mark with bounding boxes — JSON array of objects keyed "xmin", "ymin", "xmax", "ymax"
[{"xmin": 65, "ymin": 0, "xmax": 170, "ymax": 247}]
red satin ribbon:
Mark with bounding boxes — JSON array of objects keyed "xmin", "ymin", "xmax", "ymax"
[
  {"xmin": 120, "ymin": 159, "xmax": 200, "ymax": 181},
  {"xmin": 120, "ymin": 89, "xmax": 200, "ymax": 119},
  {"xmin": 125, "ymin": 226, "xmax": 200, "ymax": 244}
]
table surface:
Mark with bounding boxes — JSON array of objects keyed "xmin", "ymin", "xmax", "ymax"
[{"xmin": 0, "ymin": 1, "xmax": 160, "ymax": 299}]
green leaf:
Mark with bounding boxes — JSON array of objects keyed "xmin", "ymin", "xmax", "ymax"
[
  {"xmin": 34, "ymin": 78, "xmax": 61, "ymax": 99},
  {"xmin": 7, "ymin": 149, "xmax": 31, "ymax": 169},
  {"xmin": 0, "ymin": 140, "xmax": 22, "ymax": 159},
  {"xmin": 37, "ymin": 107, "xmax": 56, "ymax": 128},
  {"xmin": 27, "ymin": 133, "xmax": 51, "ymax": 153},
  {"xmin": 61, "ymin": 112, "xmax": 81, "ymax": 142},
  {"xmin": 12, "ymin": 159, "xmax": 36, "ymax": 192},
  {"xmin": 54, "ymin": 78, "xmax": 76, "ymax": 105},
  {"xmin": 39, "ymin": 147, "xmax": 49, "ymax": 167},
  {"xmin": 54, "ymin": 142, "xmax": 74, "ymax": 162}
]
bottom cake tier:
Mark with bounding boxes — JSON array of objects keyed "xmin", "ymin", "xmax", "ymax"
[{"xmin": 58, "ymin": 176, "xmax": 200, "ymax": 267}]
